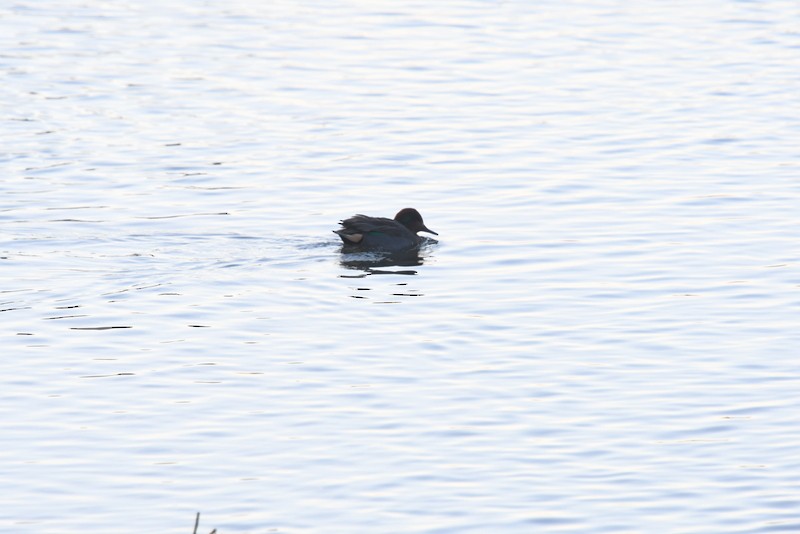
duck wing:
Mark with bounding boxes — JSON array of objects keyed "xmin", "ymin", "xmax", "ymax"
[{"xmin": 334, "ymin": 214, "xmax": 408, "ymax": 244}]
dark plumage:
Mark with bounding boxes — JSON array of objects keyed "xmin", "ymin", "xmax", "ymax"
[{"xmin": 334, "ymin": 208, "xmax": 438, "ymax": 252}]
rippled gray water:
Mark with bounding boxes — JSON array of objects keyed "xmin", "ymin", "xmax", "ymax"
[{"xmin": 3, "ymin": 1, "xmax": 800, "ymax": 532}]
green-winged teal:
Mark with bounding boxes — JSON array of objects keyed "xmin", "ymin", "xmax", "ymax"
[{"xmin": 334, "ymin": 208, "xmax": 438, "ymax": 252}]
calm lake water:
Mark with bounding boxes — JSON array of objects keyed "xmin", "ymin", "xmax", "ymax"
[{"xmin": 3, "ymin": 1, "xmax": 800, "ymax": 532}]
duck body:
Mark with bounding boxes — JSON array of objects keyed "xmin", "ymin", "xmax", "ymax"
[{"xmin": 334, "ymin": 208, "xmax": 437, "ymax": 253}]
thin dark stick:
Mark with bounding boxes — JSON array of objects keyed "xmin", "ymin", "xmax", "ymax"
[{"xmin": 193, "ymin": 512, "xmax": 200, "ymax": 534}]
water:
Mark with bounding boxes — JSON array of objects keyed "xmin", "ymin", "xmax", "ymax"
[{"xmin": 3, "ymin": 1, "xmax": 800, "ymax": 532}]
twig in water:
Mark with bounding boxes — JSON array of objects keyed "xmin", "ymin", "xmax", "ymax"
[{"xmin": 193, "ymin": 512, "xmax": 217, "ymax": 534}]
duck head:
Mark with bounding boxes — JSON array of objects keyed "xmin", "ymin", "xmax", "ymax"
[{"xmin": 394, "ymin": 208, "xmax": 438, "ymax": 236}]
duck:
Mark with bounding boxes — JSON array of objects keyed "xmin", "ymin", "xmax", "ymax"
[{"xmin": 334, "ymin": 208, "xmax": 438, "ymax": 252}]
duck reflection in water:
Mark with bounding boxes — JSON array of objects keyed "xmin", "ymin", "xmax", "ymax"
[
  {"xmin": 338, "ymin": 248, "xmax": 426, "ymax": 275},
  {"xmin": 334, "ymin": 208, "xmax": 438, "ymax": 276}
]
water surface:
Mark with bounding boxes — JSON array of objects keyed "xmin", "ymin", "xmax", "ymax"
[{"xmin": 2, "ymin": 1, "xmax": 800, "ymax": 532}]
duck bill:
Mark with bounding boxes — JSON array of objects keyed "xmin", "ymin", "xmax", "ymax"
[{"xmin": 421, "ymin": 225, "xmax": 438, "ymax": 236}]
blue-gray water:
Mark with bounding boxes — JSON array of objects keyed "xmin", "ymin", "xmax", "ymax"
[{"xmin": 3, "ymin": 1, "xmax": 800, "ymax": 532}]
